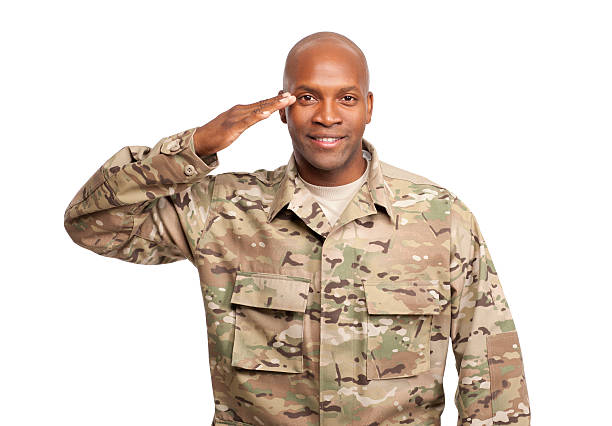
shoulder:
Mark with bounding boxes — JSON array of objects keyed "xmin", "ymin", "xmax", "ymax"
[
  {"xmin": 214, "ymin": 164, "xmax": 286, "ymax": 186},
  {"xmin": 205, "ymin": 164, "xmax": 286, "ymax": 204},
  {"xmin": 379, "ymin": 159, "xmax": 459, "ymax": 199},
  {"xmin": 379, "ymin": 160, "xmax": 443, "ymax": 187}
]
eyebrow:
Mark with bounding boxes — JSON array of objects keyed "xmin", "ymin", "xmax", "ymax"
[{"xmin": 294, "ymin": 85, "xmax": 360, "ymax": 94}]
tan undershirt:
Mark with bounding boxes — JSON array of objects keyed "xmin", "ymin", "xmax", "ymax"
[{"xmin": 297, "ymin": 149, "xmax": 372, "ymax": 227}]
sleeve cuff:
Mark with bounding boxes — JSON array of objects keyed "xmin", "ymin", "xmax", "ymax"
[{"xmin": 156, "ymin": 127, "xmax": 220, "ymax": 178}]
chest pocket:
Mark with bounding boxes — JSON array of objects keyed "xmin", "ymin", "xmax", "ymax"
[
  {"xmin": 230, "ymin": 270, "xmax": 310, "ymax": 374},
  {"xmin": 364, "ymin": 280, "xmax": 444, "ymax": 380}
]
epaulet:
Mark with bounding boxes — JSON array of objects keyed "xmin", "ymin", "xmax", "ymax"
[
  {"xmin": 250, "ymin": 163, "xmax": 286, "ymax": 184},
  {"xmin": 380, "ymin": 160, "xmax": 446, "ymax": 189}
]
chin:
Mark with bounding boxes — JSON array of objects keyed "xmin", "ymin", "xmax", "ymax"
[
  {"xmin": 311, "ymin": 160, "xmax": 342, "ymax": 172},
  {"xmin": 292, "ymin": 137, "xmax": 347, "ymax": 168}
]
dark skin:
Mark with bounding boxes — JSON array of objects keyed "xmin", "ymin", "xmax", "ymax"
[{"xmin": 193, "ymin": 34, "xmax": 373, "ymax": 186}]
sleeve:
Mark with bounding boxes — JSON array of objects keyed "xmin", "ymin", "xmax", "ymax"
[
  {"xmin": 449, "ymin": 195, "xmax": 531, "ymax": 425},
  {"xmin": 64, "ymin": 127, "xmax": 219, "ymax": 265}
]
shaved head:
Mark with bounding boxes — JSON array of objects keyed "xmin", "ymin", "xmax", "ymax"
[
  {"xmin": 278, "ymin": 31, "xmax": 374, "ymax": 186},
  {"xmin": 283, "ymin": 32, "xmax": 370, "ymax": 94}
]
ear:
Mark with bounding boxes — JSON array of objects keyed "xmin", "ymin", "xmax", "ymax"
[
  {"xmin": 365, "ymin": 91, "xmax": 373, "ymax": 124},
  {"xmin": 278, "ymin": 89, "xmax": 288, "ymax": 124}
]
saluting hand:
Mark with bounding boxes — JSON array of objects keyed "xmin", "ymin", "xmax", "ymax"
[{"xmin": 193, "ymin": 92, "xmax": 296, "ymax": 156}]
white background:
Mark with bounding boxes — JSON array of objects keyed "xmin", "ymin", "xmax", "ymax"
[{"xmin": 1, "ymin": 1, "xmax": 610, "ymax": 424}]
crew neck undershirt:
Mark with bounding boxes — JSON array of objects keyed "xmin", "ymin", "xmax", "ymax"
[{"xmin": 297, "ymin": 149, "xmax": 371, "ymax": 227}]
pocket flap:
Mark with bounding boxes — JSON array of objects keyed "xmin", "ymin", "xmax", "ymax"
[
  {"xmin": 230, "ymin": 271, "xmax": 310, "ymax": 312},
  {"xmin": 364, "ymin": 280, "xmax": 445, "ymax": 315}
]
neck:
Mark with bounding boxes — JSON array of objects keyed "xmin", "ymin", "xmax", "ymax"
[{"xmin": 295, "ymin": 150, "xmax": 368, "ymax": 187}]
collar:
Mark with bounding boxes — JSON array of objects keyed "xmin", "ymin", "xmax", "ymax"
[{"xmin": 266, "ymin": 137, "xmax": 395, "ymax": 224}]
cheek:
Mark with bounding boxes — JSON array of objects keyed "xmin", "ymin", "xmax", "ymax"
[
  {"xmin": 287, "ymin": 108, "xmax": 308, "ymax": 129},
  {"xmin": 349, "ymin": 110, "xmax": 368, "ymax": 129}
]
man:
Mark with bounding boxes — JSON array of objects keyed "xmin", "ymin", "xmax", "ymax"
[{"xmin": 64, "ymin": 32, "xmax": 530, "ymax": 425}]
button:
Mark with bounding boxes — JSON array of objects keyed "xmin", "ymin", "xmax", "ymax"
[
  {"xmin": 167, "ymin": 139, "xmax": 181, "ymax": 152},
  {"xmin": 184, "ymin": 164, "xmax": 196, "ymax": 176},
  {"xmin": 161, "ymin": 138, "xmax": 183, "ymax": 154}
]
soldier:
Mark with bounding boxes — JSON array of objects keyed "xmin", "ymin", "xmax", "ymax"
[{"xmin": 64, "ymin": 31, "xmax": 530, "ymax": 425}]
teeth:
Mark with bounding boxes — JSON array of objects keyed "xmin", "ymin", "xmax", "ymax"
[{"xmin": 314, "ymin": 137, "xmax": 341, "ymax": 142}]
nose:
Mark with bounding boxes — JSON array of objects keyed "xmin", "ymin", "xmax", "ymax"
[{"xmin": 312, "ymin": 98, "xmax": 342, "ymax": 127}]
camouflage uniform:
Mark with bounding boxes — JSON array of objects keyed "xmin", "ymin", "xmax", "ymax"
[{"xmin": 64, "ymin": 127, "xmax": 531, "ymax": 425}]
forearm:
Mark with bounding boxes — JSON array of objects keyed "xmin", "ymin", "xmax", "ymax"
[{"xmin": 450, "ymin": 195, "xmax": 531, "ymax": 425}]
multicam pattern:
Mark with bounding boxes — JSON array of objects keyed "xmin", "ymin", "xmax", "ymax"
[
  {"xmin": 230, "ymin": 271, "xmax": 310, "ymax": 373},
  {"xmin": 64, "ymin": 127, "xmax": 530, "ymax": 425}
]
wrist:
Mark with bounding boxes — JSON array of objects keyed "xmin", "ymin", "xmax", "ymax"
[{"xmin": 195, "ymin": 126, "xmax": 218, "ymax": 157}]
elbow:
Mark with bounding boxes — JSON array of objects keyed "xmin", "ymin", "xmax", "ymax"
[{"xmin": 63, "ymin": 208, "xmax": 133, "ymax": 256}]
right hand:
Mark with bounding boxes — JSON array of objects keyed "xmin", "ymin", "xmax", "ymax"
[{"xmin": 193, "ymin": 91, "xmax": 296, "ymax": 156}]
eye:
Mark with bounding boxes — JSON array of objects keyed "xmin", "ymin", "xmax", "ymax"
[
  {"xmin": 299, "ymin": 94, "xmax": 315, "ymax": 102},
  {"xmin": 342, "ymin": 95, "xmax": 357, "ymax": 102}
]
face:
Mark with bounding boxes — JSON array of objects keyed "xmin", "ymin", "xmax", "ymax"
[{"xmin": 279, "ymin": 43, "xmax": 373, "ymax": 185}]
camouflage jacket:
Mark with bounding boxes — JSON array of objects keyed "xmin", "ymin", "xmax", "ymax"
[{"xmin": 64, "ymin": 127, "xmax": 531, "ymax": 425}]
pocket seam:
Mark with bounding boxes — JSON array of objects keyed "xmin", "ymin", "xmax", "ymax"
[
  {"xmin": 231, "ymin": 271, "xmax": 310, "ymax": 312},
  {"xmin": 236, "ymin": 270, "xmax": 311, "ymax": 282}
]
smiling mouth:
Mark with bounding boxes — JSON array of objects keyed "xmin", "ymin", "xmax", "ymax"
[{"xmin": 308, "ymin": 136, "xmax": 346, "ymax": 144}]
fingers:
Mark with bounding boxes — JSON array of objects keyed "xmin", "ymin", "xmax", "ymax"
[
  {"xmin": 249, "ymin": 91, "xmax": 291, "ymax": 108},
  {"xmin": 239, "ymin": 92, "xmax": 295, "ymax": 130},
  {"xmin": 250, "ymin": 92, "xmax": 296, "ymax": 117},
  {"xmin": 261, "ymin": 96, "xmax": 296, "ymax": 117}
]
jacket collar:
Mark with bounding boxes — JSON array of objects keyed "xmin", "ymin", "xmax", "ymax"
[{"xmin": 266, "ymin": 137, "xmax": 395, "ymax": 226}]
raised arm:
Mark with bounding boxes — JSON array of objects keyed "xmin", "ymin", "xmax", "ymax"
[
  {"xmin": 449, "ymin": 195, "xmax": 531, "ymax": 425},
  {"xmin": 64, "ymin": 91, "xmax": 296, "ymax": 265},
  {"xmin": 63, "ymin": 127, "xmax": 219, "ymax": 265}
]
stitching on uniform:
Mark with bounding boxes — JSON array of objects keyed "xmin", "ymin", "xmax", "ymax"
[
  {"xmin": 194, "ymin": 175, "xmax": 219, "ymax": 265},
  {"xmin": 485, "ymin": 333, "xmax": 498, "ymax": 422},
  {"xmin": 452, "ymin": 196, "xmax": 468, "ymax": 312},
  {"xmin": 66, "ymin": 166, "xmax": 110, "ymax": 212}
]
